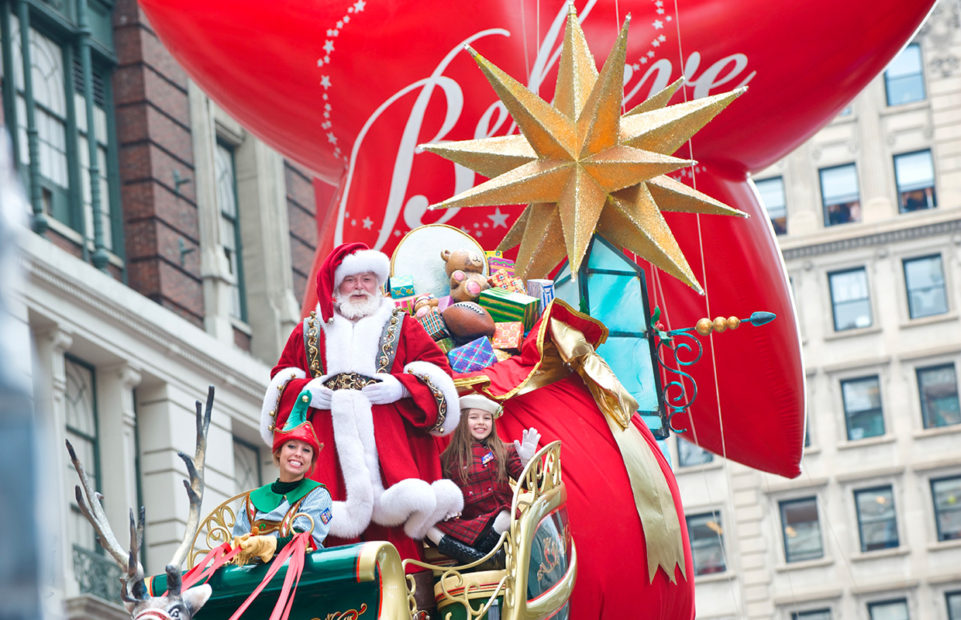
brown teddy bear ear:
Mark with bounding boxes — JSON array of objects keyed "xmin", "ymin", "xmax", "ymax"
[{"xmin": 440, "ymin": 249, "xmax": 451, "ymax": 261}]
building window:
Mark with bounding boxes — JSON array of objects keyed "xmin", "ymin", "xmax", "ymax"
[
  {"xmin": 931, "ymin": 476, "xmax": 961, "ymax": 541},
  {"xmin": 947, "ymin": 591, "xmax": 961, "ymax": 620},
  {"xmin": 0, "ymin": 4, "xmax": 121, "ymax": 260},
  {"xmin": 215, "ymin": 140, "xmax": 246, "ymax": 322},
  {"xmin": 233, "ymin": 437, "xmax": 262, "ymax": 495},
  {"xmin": 917, "ymin": 364, "xmax": 961, "ymax": 430},
  {"xmin": 903, "ymin": 255, "xmax": 947, "ymax": 319},
  {"xmin": 829, "ymin": 268, "xmax": 872, "ymax": 331},
  {"xmin": 677, "ymin": 438, "xmax": 714, "ymax": 467},
  {"xmin": 855, "ymin": 486, "xmax": 899, "ymax": 552},
  {"xmin": 792, "ymin": 610, "xmax": 832, "ymax": 620},
  {"xmin": 841, "ymin": 376, "xmax": 885, "ymax": 441},
  {"xmin": 820, "ymin": 164, "xmax": 860, "ymax": 226},
  {"xmin": 894, "ymin": 150, "xmax": 936, "ymax": 213},
  {"xmin": 779, "ymin": 497, "xmax": 823, "ymax": 562},
  {"xmin": 884, "ymin": 42, "xmax": 925, "ymax": 106},
  {"xmin": 756, "ymin": 176, "xmax": 786, "ymax": 235},
  {"xmin": 686, "ymin": 511, "xmax": 726, "ymax": 575},
  {"xmin": 64, "ymin": 356, "xmax": 121, "ymax": 601},
  {"xmin": 868, "ymin": 598, "xmax": 909, "ymax": 620}
]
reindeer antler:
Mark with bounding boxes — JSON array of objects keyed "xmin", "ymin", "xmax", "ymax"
[
  {"xmin": 169, "ymin": 385, "xmax": 214, "ymax": 568},
  {"xmin": 67, "ymin": 439, "xmax": 146, "ymax": 601}
]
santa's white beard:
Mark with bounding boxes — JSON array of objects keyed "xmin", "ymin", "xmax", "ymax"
[{"xmin": 334, "ymin": 289, "xmax": 387, "ymax": 320}]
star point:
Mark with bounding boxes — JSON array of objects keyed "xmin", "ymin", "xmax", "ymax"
[{"xmin": 421, "ymin": 6, "xmax": 744, "ymax": 290}]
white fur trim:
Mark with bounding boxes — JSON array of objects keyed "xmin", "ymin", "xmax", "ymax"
[
  {"xmin": 334, "ymin": 249, "xmax": 390, "ymax": 287},
  {"xmin": 327, "ymin": 390, "xmax": 378, "ymax": 539},
  {"xmin": 403, "ymin": 360, "xmax": 461, "ymax": 436},
  {"xmin": 323, "ymin": 299, "xmax": 393, "ymax": 376},
  {"xmin": 373, "ymin": 478, "xmax": 435, "ymax": 529},
  {"xmin": 403, "ymin": 479, "xmax": 465, "ymax": 540},
  {"xmin": 260, "ymin": 367, "xmax": 306, "ymax": 446}
]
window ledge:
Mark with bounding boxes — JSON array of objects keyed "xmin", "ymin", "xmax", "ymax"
[
  {"xmin": 926, "ymin": 538, "xmax": 961, "ymax": 553},
  {"xmin": 230, "ymin": 316, "xmax": 253, "ymax": 335},
  {"xmin": 911, "ymin": 423, "xmax": 961, "ymax": 441},
  {"xmin": 694, "ymin": 571, "xmax": 735, "ymax": 584},
  {"xmin": 879, "ymin": 100, "xmax": 929, "ymax": 116},
  {"xmin": 848, "ymin": 546, "xmax": 910, "ymax": 563},
  {"xmin": 899, "ymin": 312, "xmax": 959, "ymax": 330},
  {"xmin": 802, "ymin": 446, "xmax": 821, "ymax": 456},
  {"xmin": 836, "ymin": 434, "xmax": 897, "ymax": 451},
  {"xmin": 823, "ymin": 325, "xmax": 882, "ymax": 342},
  {"xmin": 775, "ymin": 557, "xmax": 834, "ymax": 573}
]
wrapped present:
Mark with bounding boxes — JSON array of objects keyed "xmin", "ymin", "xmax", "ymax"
[
  {"xmin": 447, "ymin": 336, "xmax": 498, "ymax": 373},
  {"xmin": 487, "ymin": 256, "xmax": 515, "ymax": 277},
  {"xmin": 492, "ymin": 321, "xmax": 523, "ymax": 351},
  {"xmin": 526, "ymin": 279, "xmax": 555, "ymax": 315},
  {"xmin": 393, "ymin": 295, "xmax": 417, "ymax": 314},
  {"xmin": 485, "ymin": 250, "xmax": 503, "ymax": 259},
  {"xmin": 388, "ymin": 275, "xmax": 416, "ymax": 298},
  {"xmin": 436, "ymin": 295, "xmax": 453, "ymax": 313},
  {"xmin": 416, "ymin": 309, "xmax": 450, "ymax": 341},
  {"xmin": 478, "ymin": 287, "xmax": 539, "ymax": 330},
  {"xmin": 488, "ymin": 269, "xmax": 526, "ymax": 294},
  {"xmin": 435, "ymin": 337, "xmax": 455, "ymax": 353}
]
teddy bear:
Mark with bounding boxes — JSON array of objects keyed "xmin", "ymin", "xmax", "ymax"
[
  {"xmin": 412, "ymin": 294, "xmax": 440, "ymax": 318},
  {"xmin": 440, "ymin": 248, "xmax": 490, "ymax": 303}
]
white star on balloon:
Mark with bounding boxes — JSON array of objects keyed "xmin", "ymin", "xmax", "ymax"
[{"xmin": 487, "ymin": 207, "xmax": 509, "ymax": 228}]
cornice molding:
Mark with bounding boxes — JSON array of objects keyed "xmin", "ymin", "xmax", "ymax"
[{"xmin": 782, "ymin": 217, "xmax": 961, "ymax": 260}]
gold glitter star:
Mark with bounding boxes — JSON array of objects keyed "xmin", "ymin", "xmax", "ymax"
[{"xmin": 423, "ymin": 6, "xmax": 746, "ymax": 292}]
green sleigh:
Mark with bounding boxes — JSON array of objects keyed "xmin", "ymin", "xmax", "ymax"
[{"xmin": 147, "ymin": 441, "xmax": 576, "ymax": 620}]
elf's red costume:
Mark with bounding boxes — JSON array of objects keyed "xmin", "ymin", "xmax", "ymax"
[{"xmin": 260, "ymin": 243, "xmax": 462, "ymax": 566}]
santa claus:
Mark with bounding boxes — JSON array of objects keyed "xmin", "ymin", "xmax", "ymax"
[{"xmin": 260, "ymin": 242, "xmax": 463, "ymax": 566}]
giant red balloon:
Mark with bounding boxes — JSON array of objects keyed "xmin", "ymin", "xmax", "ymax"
[{"xmin": 137, "ymin": 0, "xmax": 935, "ymax": 479}]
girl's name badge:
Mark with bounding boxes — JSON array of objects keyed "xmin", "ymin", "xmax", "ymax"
[{"xmin": 482, "ymin": 451, "xmax": 495, "ymax": 466}]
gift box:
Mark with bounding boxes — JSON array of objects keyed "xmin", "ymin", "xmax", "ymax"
[
  {"xmin": 487, "ymin": 256, "xmax": 515, "ymax": 277},
  {"xmin": 491, "ymin": 321, "xmax": 523, "ymax": 351},
  {"xmin": 388, "ymin": 275, "xmax": 416, "ymax": 298},
  {"xmin": 485, "ymin": 250, "xmax": 503, "ymax": 259},
  {"xmin": 526, "ymin": 279, "xmax": 555, "ymax": 315},
  {"xmin": 393, "ymin": 295, "xmax": 417, "ymax": 314},
  {"xmin": 488, "ymin": 269, "xmax": 526, "ymax": 294},
  {"xmin": 436, "ymin": 295, "xmax": 453, "ymax": 313},
  {"xmin": 435, "ymin": 337, "xmax": 455, "ymax": 353},
  {"xmin": 417, "ymin": 309, "xmax": 450, "ymax": 341},
  {"xmin": 447, "ymin": 336, "xmax": 498, "ymax": 373},
  {"xmin": 478, "ymin": 287, "xmax": 539, "ymax": 330}
]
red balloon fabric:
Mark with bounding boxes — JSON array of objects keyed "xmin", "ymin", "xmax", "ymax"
[{"xmin": 138, "ymin": 0, "xmax": 934, "ymax": 490}]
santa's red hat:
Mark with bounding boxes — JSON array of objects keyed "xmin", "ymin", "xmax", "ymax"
[{"xmin": 315, "ymin": 242, "xmax": 390, "ymax": 322}]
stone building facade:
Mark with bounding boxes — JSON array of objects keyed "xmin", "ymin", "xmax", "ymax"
[
  {"xmin": 673, "ymin": 2, "xmax": 961, "ymax": 619},
  {"xmin": 1, "ymin": 0, "xmax": 327, "ymax": 616}
]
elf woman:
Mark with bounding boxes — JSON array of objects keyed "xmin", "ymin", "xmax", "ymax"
[
  {"xmin": 426, "ymin": 394, "xmax": 540, "ymax": 565},
  {"xmin": 231, "ymin": 392, "xmax": 333, "ymax": 565}
]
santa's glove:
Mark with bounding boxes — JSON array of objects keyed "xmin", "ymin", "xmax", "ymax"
[
  {"xmin": 233, "ymin": 535, "xmax": 278, "ymax": 566},
  {"xmin": 361, "ymin": 374, "xmax": 410, "ymax": 405},
  {"xmin": 514, "ymin": 427, "xmax": 541, "ymax": 466},
  {"xmin": 304, "ymin": 377, "xmax": 334, "ymax": 409}
]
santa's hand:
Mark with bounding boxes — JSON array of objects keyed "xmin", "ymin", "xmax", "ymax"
[
  {"xmin": 304, "ymin": 377, "xmax": 334, "ymax": 409},
  {"xmin": 514, "ymin": 427, "xmax": 541, "ymax": 465},
  {"xmin": 362, "ymin": 374, "xmax": 409, "ymax": 404}
]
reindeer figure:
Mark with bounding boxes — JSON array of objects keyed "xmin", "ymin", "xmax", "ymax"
[{"xmin": 66, "ymin": 386, "xmax": 215, "ymax": 619}]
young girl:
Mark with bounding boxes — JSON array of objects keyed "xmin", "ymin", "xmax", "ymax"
[{"xmin": 427, "ymin": 394, "xmax": 540, "ymax": 565}]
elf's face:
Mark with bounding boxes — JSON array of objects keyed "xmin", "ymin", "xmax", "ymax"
[
  {"xmin": 277, "ymin": 439, "xmax": 314, "ymax": 482},
  {"xmin": 466, "ymin": 409, "xmax": 494, "ymax": 441}
]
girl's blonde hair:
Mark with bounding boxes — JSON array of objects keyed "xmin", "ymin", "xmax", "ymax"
[{"xmin": 441, "ymin": 408, "xmax": 509, "ymax": 485}]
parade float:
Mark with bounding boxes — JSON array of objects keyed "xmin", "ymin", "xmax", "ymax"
[{"xmin": 67, "ymin": 0, "xmax": 937, "ymax": 617}]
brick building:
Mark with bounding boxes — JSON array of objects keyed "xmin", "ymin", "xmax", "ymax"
[{"xmin": 1, "ymin": 0, "xmax": 329, "ymax": 615}]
